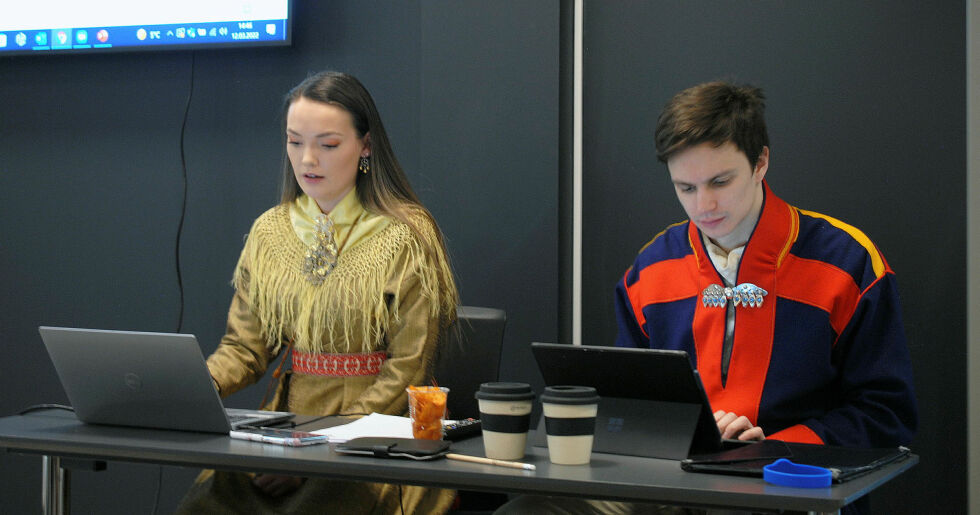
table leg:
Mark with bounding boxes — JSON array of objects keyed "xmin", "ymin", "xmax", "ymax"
[{"xmin": 42, "ymin": 455, "xmax": 70, "ymax": 515}]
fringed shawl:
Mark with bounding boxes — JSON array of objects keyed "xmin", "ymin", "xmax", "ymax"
[{"xmin": 232, "ymin": 193, "xmax": 456, "ymax": 355}]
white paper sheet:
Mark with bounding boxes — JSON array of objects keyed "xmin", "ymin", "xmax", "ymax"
[{"xmin": 311, "ymin": 413, "xmax": 413, "ymax": 443}]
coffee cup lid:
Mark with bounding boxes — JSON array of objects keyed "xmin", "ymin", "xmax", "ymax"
[
  {"xmin": 475, "ymin": 382, "xmax": 535, "ymax": 401},
  {"xmin": 540, "ymin": 385, "xmax": 600, "ymax": 405}
]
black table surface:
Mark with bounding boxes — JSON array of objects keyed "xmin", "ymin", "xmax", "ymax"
[{"xmin": 0, "ymin": 411, "xmax": 917, "ymax": 513}]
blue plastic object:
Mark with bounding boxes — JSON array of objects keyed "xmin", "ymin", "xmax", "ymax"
[{"xmin": 763, "ymin": 458, "xmax": 833, "ymax": 488}]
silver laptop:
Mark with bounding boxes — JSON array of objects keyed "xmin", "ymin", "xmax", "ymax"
[{"xmin": 39, "ymin": 326, "xmax": 293, "ymax": 433}]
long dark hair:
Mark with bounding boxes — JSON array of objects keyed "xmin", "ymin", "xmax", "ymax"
[{"xmin": 279, "ymin": 71, "xmax": 456, "ymax": 290}]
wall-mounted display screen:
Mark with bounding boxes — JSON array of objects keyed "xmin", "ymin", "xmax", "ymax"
[{"xmin": 0, "ymin": 1, "xmax": 292, "ymax": 56}]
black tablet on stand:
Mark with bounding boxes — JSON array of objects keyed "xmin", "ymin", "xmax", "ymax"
[{"xmin": 530, "ymin": 343, "xmax": 743, "ymax": 460}]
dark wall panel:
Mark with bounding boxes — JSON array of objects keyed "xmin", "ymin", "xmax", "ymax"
[
  {"xmin": 0, "ymin": 1, "xmax": 560, "ymax": 513},
  {"xmin": 581, "ymin": 1, "xmax": 965, "ymax": 513},
  {"xmin": 419, "ymin": 0, "xmax": 560, "ymax": 391}
]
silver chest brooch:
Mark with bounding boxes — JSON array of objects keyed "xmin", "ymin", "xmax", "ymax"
[
  {"xmin": 302, "ymin": 214, "xmax": 338, "ymax": 284},
  {"xmin": 702, "ymin": 283, "xmax": 768, "ymax": 308}
]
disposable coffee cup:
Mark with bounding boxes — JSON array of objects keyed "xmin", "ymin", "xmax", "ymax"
[
  {"xmin": 540, "ymin": 385, "xmax": 600, "ymax": 465},
  {"xmin": 475, "ymin": 382, "xmax": 535, "ymax": 460}
]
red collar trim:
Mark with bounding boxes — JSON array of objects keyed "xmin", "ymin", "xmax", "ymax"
[{"xmin": 687, "ymin": 181, "xmax": 799, "ymax": 278}]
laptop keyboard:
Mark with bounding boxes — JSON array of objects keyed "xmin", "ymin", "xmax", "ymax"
[
  {"xmin": 225, "ymin": 409, "xmax": 294, "ymax": 429},
  {"xmin": 227, "ymin": 414, "xmax": 253, "ymax": 424}
]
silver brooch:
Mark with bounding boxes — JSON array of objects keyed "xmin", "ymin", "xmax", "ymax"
[
  {"xmin": 702, "ymin": 283, "xmax": 768, "ymax": 308},
  {"xmin": 302, "ymin": 214, "xmax": 338, "ymax": 284}
]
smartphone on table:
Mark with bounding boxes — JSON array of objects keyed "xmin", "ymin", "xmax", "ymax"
[{"xmin": 229, "ymin": 426, "xmax": 329, "ymax": 446}]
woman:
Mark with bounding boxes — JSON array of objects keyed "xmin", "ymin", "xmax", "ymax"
[{"xmin": 177, "ymin": 71, "xmax": 459, "ymax": 514}]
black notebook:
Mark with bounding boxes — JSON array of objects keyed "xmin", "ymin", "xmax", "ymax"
[
  {"xmin": 335, "ymin": 437, "xmax": 451, "ymax": 461},
  {"xmin": 681, "ymin": 442, "xmax": 912, "ymax": 483}
]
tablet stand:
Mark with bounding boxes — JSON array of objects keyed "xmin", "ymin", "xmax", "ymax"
[{"xmin": 533, "ymin": 397, "xmax": 702, "ymax": 460}]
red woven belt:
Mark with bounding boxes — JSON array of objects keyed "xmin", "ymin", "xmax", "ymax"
[{"xmin": 291, "ymin": 350, "xmax": 388, "ymax": 377}]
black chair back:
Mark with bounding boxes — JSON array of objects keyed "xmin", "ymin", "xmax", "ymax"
[{"xmin": 433, "ymin": 306, "xmax": 506, "ymax": 420}]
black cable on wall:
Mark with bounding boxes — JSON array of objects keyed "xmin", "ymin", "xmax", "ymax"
[{"xmin": 174, "ymin": 51, "xmax": 195, "ymax": 334}]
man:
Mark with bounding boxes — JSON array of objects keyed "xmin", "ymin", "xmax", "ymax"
[
  {"xmin": 497, "ymin": 82, "xmax": 916, "ymax": 515},
  {"xmin": 615, "ymin": 81, "xmax": 917, "ymax": 448}
]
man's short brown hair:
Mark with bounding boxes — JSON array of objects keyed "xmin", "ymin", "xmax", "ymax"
[{"xmin": 655, "ymin": 81, "xmax": 769, "ymax": 167}]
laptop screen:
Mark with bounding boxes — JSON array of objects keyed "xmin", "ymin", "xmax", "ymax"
[{"xmin": 38, "ymin": 326, "xmax": 292, "ymax": 433}]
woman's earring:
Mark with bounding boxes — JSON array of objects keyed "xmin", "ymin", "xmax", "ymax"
[{"xmin": 358, "ymin": 156, "xmax": 370, "ymax": 174}]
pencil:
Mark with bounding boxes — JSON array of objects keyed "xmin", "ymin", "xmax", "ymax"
[{"xmin": 445, "ymin": 453, "xmax": 536, "ymax": 471}]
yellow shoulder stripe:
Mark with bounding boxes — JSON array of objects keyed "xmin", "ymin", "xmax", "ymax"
[
  {"xmin": 639, "ymin": 220, "xmax": 689, "ymax": 255},
  {"xmin": 797, "ymin": 209, "xmax": 885, "ymax": 278},
  {"xmin": 776, "ymin": 206, "xmax": 800, "ymax": 268}
]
